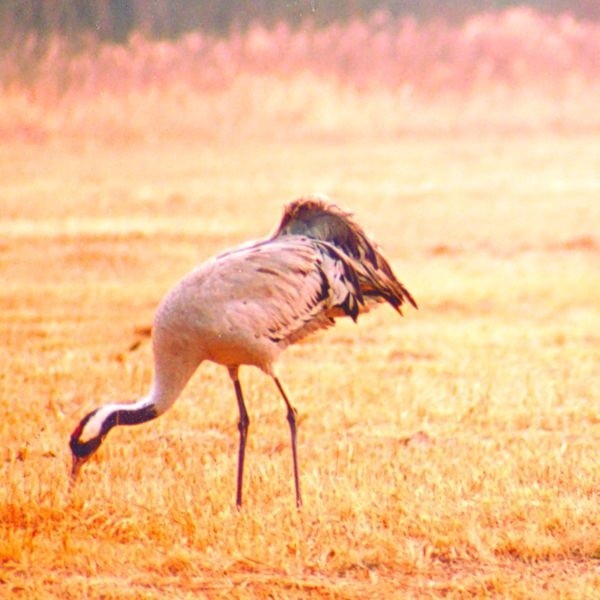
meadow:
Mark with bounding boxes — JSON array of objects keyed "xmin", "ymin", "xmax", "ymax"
[{"xmin": 1, "ymin": 8, "xmax": 599, "ymax": 598}]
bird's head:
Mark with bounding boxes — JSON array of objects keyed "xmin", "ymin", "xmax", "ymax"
[
  {"xmin": 69, "ymin": 402, "xmax": 158, "ymax": 481},
  {"xmin": 69, "ymin": 407, "xmax": 113, "ymax": 481}
]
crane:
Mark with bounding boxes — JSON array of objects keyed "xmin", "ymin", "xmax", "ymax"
[{"xmin": 69, "ymin": 195, "xmax": 417, "ymax": 507}]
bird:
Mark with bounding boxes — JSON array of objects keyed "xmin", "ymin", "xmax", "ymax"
[{"xmin": 69, "ymin": 195, "xmax": 417, "ymax": 508}]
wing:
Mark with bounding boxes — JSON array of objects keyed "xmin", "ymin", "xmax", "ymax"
[
  {"xmin": 211, "ymin": 237, "xmax": 364, "ymax": 348},
  {"xmin": 133, "ymin": 196, "xmax": 415, "ymax": 347},
  {"xmin": 271, "ymin": 195, "xmax": 417, "ymax": 313}
]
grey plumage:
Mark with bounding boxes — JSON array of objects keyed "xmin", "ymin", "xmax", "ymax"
[{"xmin": 70, "ymin": 194, "xmax": 417, "ymax": 507}]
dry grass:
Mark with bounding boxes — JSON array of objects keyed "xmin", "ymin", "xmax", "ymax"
[
  {"xmin": 1, "ymin": 10, "xmax": 599, "ymax": 599},
  {"xmin": 1, "ymin": 132, "xmax": 598, "ymax": 598}
]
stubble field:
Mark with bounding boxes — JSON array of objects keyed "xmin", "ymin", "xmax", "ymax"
[
  {"xmin": 1, "ymin": 131, "xmax": 598, "ymax": 598},
  {"xmin": 1, "ymin": 9, "xmax": 600, "ymax": 599}
]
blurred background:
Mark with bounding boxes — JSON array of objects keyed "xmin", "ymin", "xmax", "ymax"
[{"xmin": 1, "ymin": 0, "xmax": 599, "ymax": 141}]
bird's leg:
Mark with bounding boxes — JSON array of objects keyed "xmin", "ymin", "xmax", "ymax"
[
  {"xmin": 231, "ymin": 372, "xmax": 250, "ymax": 509},
  {"xmin": 273, "ymin": 378, "xmax": 302, "ymax": 508}
]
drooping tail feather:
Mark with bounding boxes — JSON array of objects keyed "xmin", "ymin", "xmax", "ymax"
[
  {"xmin": 272, "ymin": 195, "xmax": 379, "ymax": 265},
  {"xmin": 273, "ymin": 195, "xmax": 417, "ymax": 314}
]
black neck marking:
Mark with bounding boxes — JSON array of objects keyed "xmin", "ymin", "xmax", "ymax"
[
  {"xmin": 105, "ymin": 404, "xmax": 159, "ymax": 430},
  {"xmin": 70, "ymin": 404, "xmax": 158, "ymax": 459}
]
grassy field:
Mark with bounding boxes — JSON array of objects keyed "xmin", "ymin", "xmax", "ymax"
[
  {"xmin": 1, "ymin": 11, "xmax": 599, "ymax": 598},
  {"xmin": 1, "ymin": 131, "xmax": 598, "ymax": 598}
]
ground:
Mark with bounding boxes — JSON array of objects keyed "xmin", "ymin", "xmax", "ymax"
[{"xmin": 0, "ymin": 130, "xmax": 598, "ymax": 598}]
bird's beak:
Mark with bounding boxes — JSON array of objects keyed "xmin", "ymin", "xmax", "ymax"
[{"xmin": 70, "ymin": 454, "xmax": 87, "ymax": 482}]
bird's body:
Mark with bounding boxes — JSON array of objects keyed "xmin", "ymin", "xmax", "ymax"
[
  {"xmin": 70, "ymin": 196, "xmax": 417, "ymax": 507},
  {"xmin": 157, "ymin": 238, "xmax": 338, "ymax": 373}
]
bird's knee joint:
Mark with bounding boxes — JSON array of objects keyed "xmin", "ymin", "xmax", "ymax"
[{"xmin": 286, "ymin": 407, "xmax": 298, "ymax": 425}]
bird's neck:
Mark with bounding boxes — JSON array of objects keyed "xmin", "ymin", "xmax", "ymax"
[
  {"xmin": 74, "ymin": 395, "xmax": 159, "ymax": 446},
  {"xmin": 107, "ymin": 402, "xmax": 159, "ymax": 427},
  {"xmin": 103, "ymin": 366, "xmax": 191, "ymax": 427},
  {"xmin": 74, "ymin": 333, "xmax": 203, "ymax": 452},
  {"xmin": 91, "ymin": 342, "xmax": 202, "ymax": 441}
]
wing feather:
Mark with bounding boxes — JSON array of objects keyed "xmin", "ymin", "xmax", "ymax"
[
  {"xmin": 272, "ymin": 195, "xmax": 417, "ymax": 313},
  {"xmin": 213, "ymin": 237, "xmax": 365, "ymax": 347}
]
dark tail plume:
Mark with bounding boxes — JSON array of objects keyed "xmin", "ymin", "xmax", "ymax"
[{"xmin": 273, "ymin": 195, "xmax": 417, "ymax": 313}]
